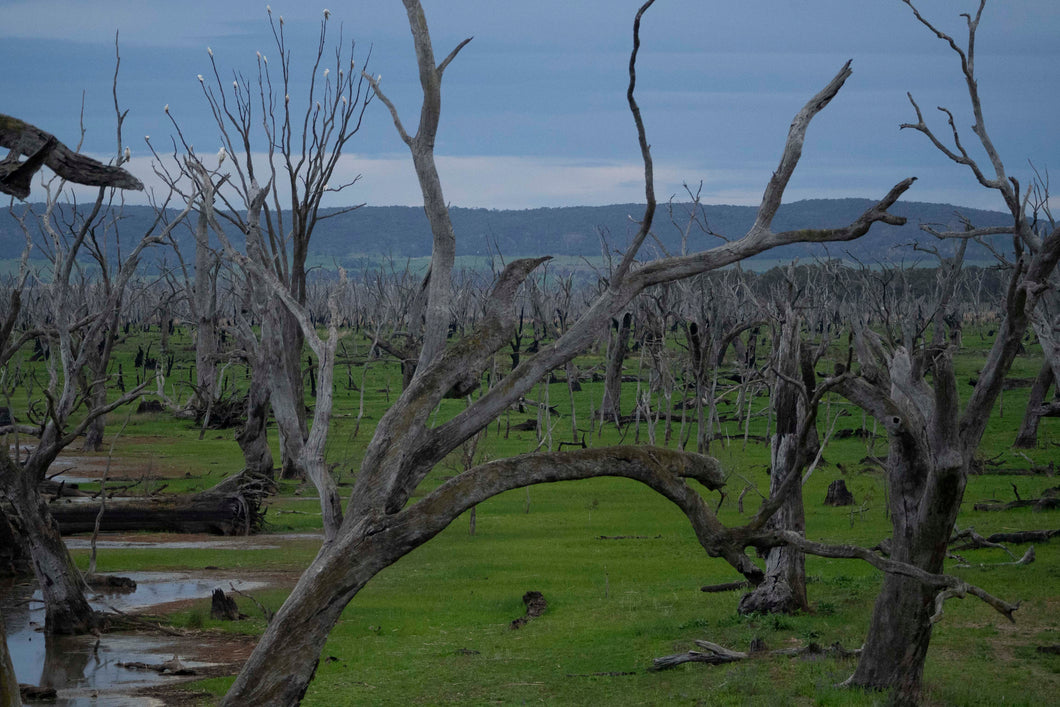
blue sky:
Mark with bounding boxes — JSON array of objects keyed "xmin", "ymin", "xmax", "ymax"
[{"xmin": 2, "ymin": 0, "xmax": 1057, "ymax": 211}]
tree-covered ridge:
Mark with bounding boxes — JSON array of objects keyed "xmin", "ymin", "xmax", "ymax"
[{"xmin": 0, "ymin": 198, "xmax": 1013, "ymax": 266}]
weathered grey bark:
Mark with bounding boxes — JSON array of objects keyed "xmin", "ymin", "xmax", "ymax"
[
  {"xmin": 3, "ymin": 453, "xmax": 96, "ymax": 634},
  {"xmin": 1013, "ymin": 359, "xmax": 1052, "ymax": 448},
  {"xmin": 600, "ymin": 312, "xmax": 632, "ymax": 422},
  {"xmin": 192, "ymin": 198, "xmax": 220, "ymax": 411},
  {"xmin": 0, "ymin": 114, "xmax": 143, "ymax": 199},
  {"xmin": 80, "ymin": 387, "xmax": 107, "ymax": 451},
  {"xmin": 236, "ymin": 361, "xmax": 276, "ymax": 479},
  {"xmin": 263, "ymin": 305, "xmax": 308, "ymax": 481},
  {"xmin": 739, "ymin": 305, "xmax": 808, "ymax": 615}
]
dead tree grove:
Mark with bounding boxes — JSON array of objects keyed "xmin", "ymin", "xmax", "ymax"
[{"xmin": 208, "ymin": 2, "xmax": 952, "ymax": 704}]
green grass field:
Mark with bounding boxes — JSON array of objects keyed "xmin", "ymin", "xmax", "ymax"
[{"xmin": 21, "ymin": 321, "xmax": 1059, "ymax": 704}]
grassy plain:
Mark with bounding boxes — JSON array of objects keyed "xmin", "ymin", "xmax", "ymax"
[{"xmin": 18, "ymin": 321, "xmax": 1059, "ymax": 705}]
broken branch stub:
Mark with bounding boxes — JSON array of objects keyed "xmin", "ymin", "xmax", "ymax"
[{"xmin": 0, "ymin": 113, "xmax": 143, "ymax": 199}]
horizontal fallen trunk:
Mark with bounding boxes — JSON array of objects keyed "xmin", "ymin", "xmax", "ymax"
[
  {"xmin": 700, "ymin": 580, "xmax": 752, "ymax": 593},
  {"xmin": 972, "ymin": 497, "xmax": 1060, "ymax": 512},
  {"xmin": 986, "ymin": 529, "xmax": 1059, "ymax": 544},
  {"xmin": 49, "ymin": 491, "xmax": 265, "ymax": 535},
  {"xmin": 652, "ymin": 638, "xmax": 859, "ymax": 671}
]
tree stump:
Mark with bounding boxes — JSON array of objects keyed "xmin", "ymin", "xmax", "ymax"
[
  {"xmin": 211, "ymin": 589, "xmax": 244, "ymax": 620},
  {"xmin": 509, "ymin": 591, "xmax": 547, "ymax": 629},
  {"xmin": 824, "ymin": 479, "xmax": 855, "ymax": 506}
]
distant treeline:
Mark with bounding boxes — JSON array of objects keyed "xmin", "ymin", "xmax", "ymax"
[{"xmin": 0, "ymin": 198, "xmax": 1014, "ymax": 268}]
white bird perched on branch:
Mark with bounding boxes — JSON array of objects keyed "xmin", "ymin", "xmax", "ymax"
[{"xmin": 217, "ymin": 146, "xmax": 227, "ymax": 167}]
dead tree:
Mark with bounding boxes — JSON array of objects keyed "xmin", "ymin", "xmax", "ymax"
[
  {"xmin": 215, "ymin": 3, "xmax": 917, "ymax": 704},
  {"xmin": 153, "ymin": 8, "xmax": 373, "ymax": 480},
  {"xmin": 0, "ymin": 43, "xmax": 190, "ymax": 634},
  {"xmin": 0, "ymin": 114, "xmax": 142, "ymax": 199},
  {"xmin": 833, "ymin": 3, "xmax": 1060, "ymax": 701},
  {"xmin": 600, "ymin": 311, "xmax": 633, "ymax": 423},
  {"xmin": 738, "ymin": 300, "xmax": 811, "ymax": 615},
  {"xmin": 1013, "ymin": 357, "xmax": 1056, "ymax": 448},
  {"xmin": 0, "ymin": 194, "xmax": 188, "ymax": 633}
]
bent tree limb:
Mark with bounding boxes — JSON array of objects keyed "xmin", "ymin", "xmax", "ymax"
[
  {"xmin": 749, "ymin": 530, "xmax": 1021, "ymax": 624},
  {"xmin": 0, "ymin": 114, "xmax": 143, "ymax": 199}
]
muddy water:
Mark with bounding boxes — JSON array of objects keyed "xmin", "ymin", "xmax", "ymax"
[{"xmin": 1, "ymin": 572, "xmax": 266, "ymax": 705}]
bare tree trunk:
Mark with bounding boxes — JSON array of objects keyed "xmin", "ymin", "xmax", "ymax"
[
  {"xmin": 739, "ymin": 307, "xmax": 807, "ymax": 614},
  {"xmin": 80, "ymin": 379, "xmax": 107, "ymax": 452},
  {"xmin": 1013, "ymin": 359, "xmax": 1053, "ymax": 448},
  {"xmin": 193, "ymin": 203, "xmax": 219, "ymax": 411},
  {"xmin": 847, "ymin": 442, "xmax": 963, "ymax": 705},
  {"xmin": 601, "ymin": 312, "xmax": 632, "ymax": 423},
  {"xmin": 263, "ymin": 306, "xmax": 308, "ymax": 480},
  {"xmin": 4, "ymin": 456, "xmax": 97, "ymax": 634},
  {"xmin": 278, "ymin": 308, "xmax": 309, "ymax": 479},
  {"xmin": 237, "ymin": 362, "xmax": 275, "ymax": 479}
]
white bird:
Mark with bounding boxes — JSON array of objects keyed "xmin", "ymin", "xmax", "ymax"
[
  {"xmin": 323, "ymin": 9, "xmax": 331, "ymax": 19},
  {"xmin": 217, "ymin": 146, "xmax": 227, "ymax": 167},
  {"xmin": 123, "ymin": 146, "xmax": 131, "ymax": 162},
  {"xmin": 164, "ymin": 104, "xmax": 169, "ymax": 113},
  {"xmin": 207, "ymin": 46, "xmax": 213, "ymax": 57},
  {"xmin": 197, "ymin": 74, "xmax": 204, "ymax": 83}
]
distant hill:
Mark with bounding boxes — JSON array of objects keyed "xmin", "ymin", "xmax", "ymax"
[{"xmin": 0, "ymin": 198, "xmax": 1014, "ymax": 268}]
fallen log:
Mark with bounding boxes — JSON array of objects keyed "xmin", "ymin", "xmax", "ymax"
[
  {"xmin": 49, "ymin": 470, "xmax": 273, "ymax": 536},
  {"xmin": 986, "ymin": 529, "xmax": 1060, "ymax": 544},
  {"xmin": 651, "ymin": 639, "xmax": 859, "ymax": 671},
  {"xmin": 50, "ymin": 494, "xmax": 262, "ymax": 535},
  {"xmin": 973, "ymin": 497, "xmax": 1060, "ymax": 512},
  {"xmin": 700, "ymin": 580, "xmax": 752, "ymax": 593}
]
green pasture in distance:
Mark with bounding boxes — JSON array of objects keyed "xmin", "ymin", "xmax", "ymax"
[{"xmin": 20, "ymin": 319, "xmax": 1060, "ymax": 704}]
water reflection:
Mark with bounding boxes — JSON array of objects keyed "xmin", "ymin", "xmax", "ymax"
[{"xmin": 1, "ymin": 572, "xmax": 263, "ymax": 705}]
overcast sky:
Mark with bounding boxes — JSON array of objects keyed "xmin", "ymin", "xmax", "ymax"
[{"xmin": 2, "ymin": 0, "xmax": 1057, "ymax": 211}]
